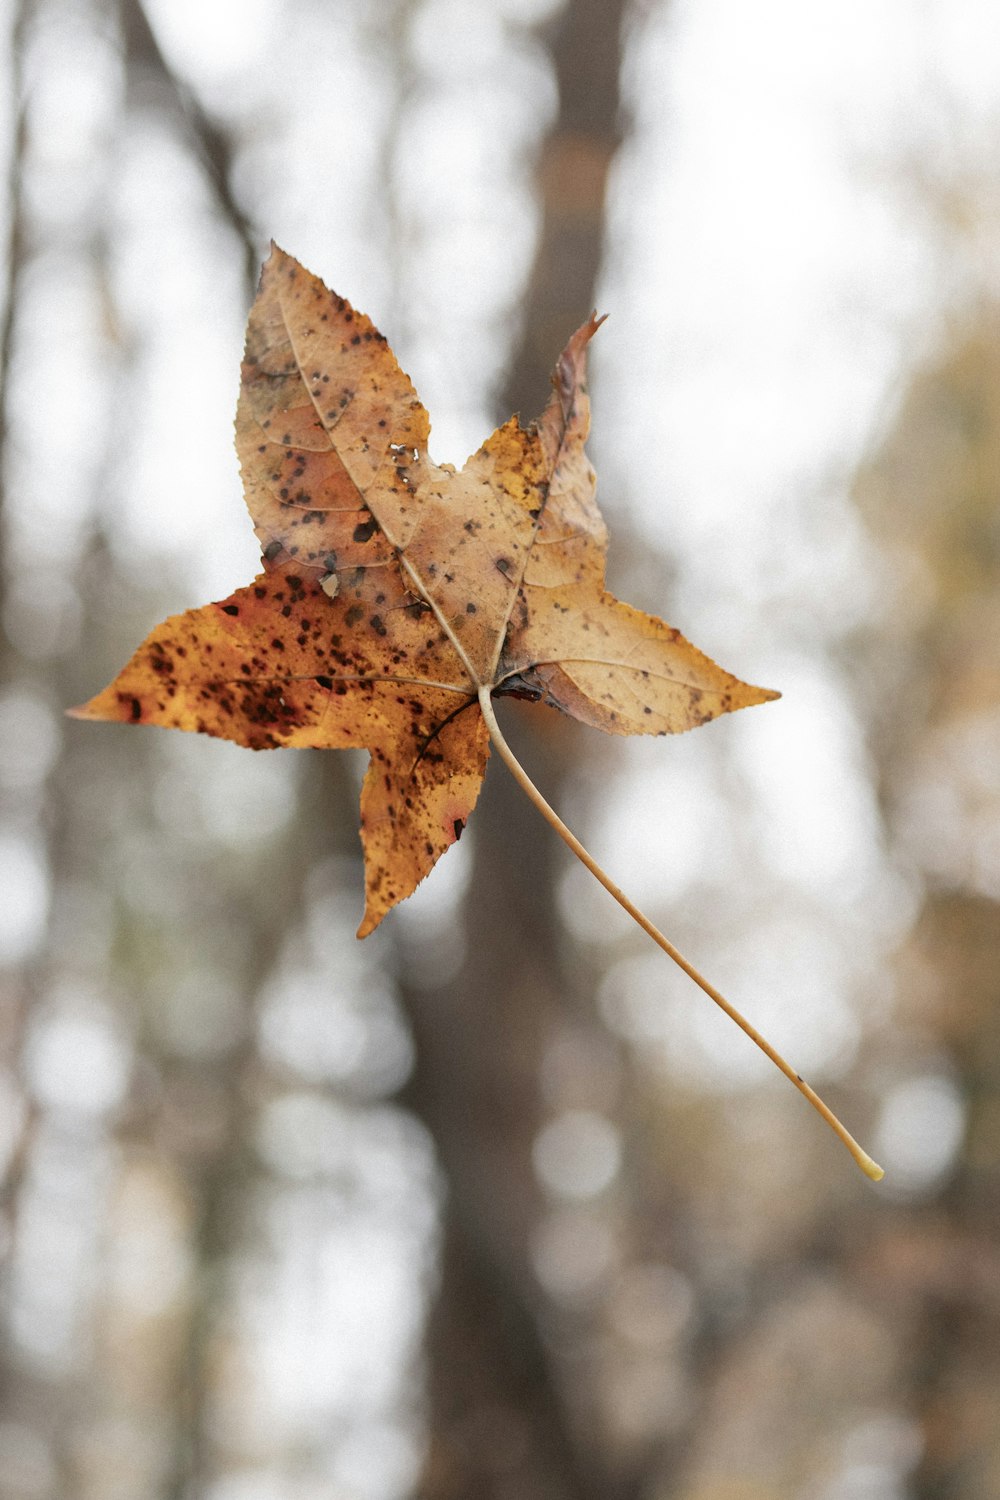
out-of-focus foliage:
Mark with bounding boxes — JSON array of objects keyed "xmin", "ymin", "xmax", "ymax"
[{"xmin": 1, "ymin": 2, "xmax": 998, "ymax": 1499}]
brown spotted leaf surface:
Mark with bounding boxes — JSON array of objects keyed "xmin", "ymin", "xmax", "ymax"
[{"xmin": 72, "ymin": 246, "xmax": 778, "ymax": 935}]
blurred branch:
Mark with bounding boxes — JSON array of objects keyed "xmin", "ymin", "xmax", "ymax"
[
  {"xmin": 373, "ymin": 0, "xmax": 417, "ymax": 336},
  {"xmin": 0, "ymin": 0, "xmax": 32, "ymax": 566},
  {"xmin": 120, "ymin": 0, "xmax": 259, "ymax": 296}
]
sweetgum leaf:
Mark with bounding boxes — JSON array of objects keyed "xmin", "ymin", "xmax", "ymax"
[{"xmin": 72, "ymin": 245, "xmax": 777, "ymax": 935}]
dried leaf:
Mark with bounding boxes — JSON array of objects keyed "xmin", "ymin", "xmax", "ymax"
[
  {"xmin": 72, "ymin": 246, "xmax": 776, "ymax": 936},
  {"xmin": 70, "ymin": 249, "xmax": 893, "ymax": 1179}
]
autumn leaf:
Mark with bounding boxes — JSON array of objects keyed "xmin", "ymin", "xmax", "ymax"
[
  {"xmin": 72, "ymin": 243, "xmax": 772, "ymax": 926},
  {"xmin": 70, "ymin": 246, "xmax": 883, "ymax": 1180}
]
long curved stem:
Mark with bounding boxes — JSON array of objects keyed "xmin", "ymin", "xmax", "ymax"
[{"xmin": 478, "ymin": 688, "xmax": 884, "ymax": 1182}]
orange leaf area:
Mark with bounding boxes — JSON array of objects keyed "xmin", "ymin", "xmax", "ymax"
[{"xmin": 72, "ymin": 245, "xmax": 777, "ymax": 934}]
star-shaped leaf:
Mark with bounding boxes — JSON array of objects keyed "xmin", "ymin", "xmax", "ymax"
[
  {"xmin": 73, "ymin": 246, "xmax": 775, "ymax": 931},
  {"xmin": 70, "ymin": 247, "xmax": 889, "ymax": 1181}
]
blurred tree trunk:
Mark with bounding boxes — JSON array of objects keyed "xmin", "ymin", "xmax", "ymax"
[
  {"xmin": 909, "ymin": 895, "xmax": 1000, "ymax": 1500},
  {"xmin": 855, "ymin": 326, "xmax": 1000, "ymax": 1500},
  {"xmin": 0, "ymin": 0, "xmax": 34, "ymax": 1424},
  {"xmin": 70, "ymin": 11, "xmax": 365, "ymax": 1497},
  {"xmin": 398, "ymin": 3, "xmax": 633, "ymax": 1497}
]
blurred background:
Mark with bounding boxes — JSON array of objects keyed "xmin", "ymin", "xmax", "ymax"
[{"xmin": 1, "ymin": 1, "xmax": 999, "ymax": 1497}]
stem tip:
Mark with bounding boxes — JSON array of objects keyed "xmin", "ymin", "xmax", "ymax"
[{"xmin": 856, "ymin": 1151, "xmax": 885, "ymax": 1183}]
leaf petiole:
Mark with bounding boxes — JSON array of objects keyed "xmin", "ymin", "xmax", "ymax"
[{"xmin": 477, "ymin": 686, "xmax": 885, "ymax": 1183}]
